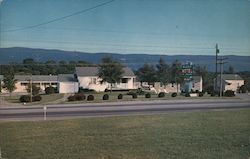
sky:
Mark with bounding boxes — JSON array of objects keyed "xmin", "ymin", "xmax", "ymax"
[{"xmin": 0, "ymin": 0, "xmax": 250, "ymax": 56}]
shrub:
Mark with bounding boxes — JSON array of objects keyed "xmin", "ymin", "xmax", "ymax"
[
  {"xmin": 198, "ymin": 92, "xmax": 204, "ymax": 97},
  {"xmin": 45, "ymin": 86, "xmax": 55, "ymax": 94},
  {"xmin": 190, "ymin": 89, "xmax": 195, "ymax": 93},
  {"xmin": 158, "ymin": 92, "xmax": 165, "ymax": 98},
  {"xmin": 127, "ymin": 90, "xmax": 135, "ymax": 95},
  {"xmin": 195, "ymin": 90, "xmax": 199, "ymax": 93},
  {"xmin": 239, "ymin": 85, "xmax": 247, "ymax": 93},
  {"xmin": 145, "ymin": 93, "xmax": 151, "ymax": 98},
  {"xmin": 75, "ymin": 93, "xmax": 86, "ymax": 101},
  {"xmin": 127, "ymin": 89, "xmax": 145, "ymax": 95},
  {"xmin": 19, "ymin": 95, "xmax": 31, "ymax": 103},
  {"xmin": 33, "ymin": 95, "xmax": 42, "ymax": 102},
  {"xmin": 224, "ymin": 90, "xmax": 235, "ymax": 97},
  {"xmin": 205, "ymin": 85, "xmax": 214, "ymax": 94},
  {"xmin": 210, "ymin": 91, "xmax": 218, "ymax": 97},
  {"xmin": 68, "ymin": 95, "xmax": 76, "ymax": 101},
  {"xmin": 185, "ymin": 92, "xmax": 190, "ymax": 97},
  {"xmin": 171, "ymin": 92, "xmax": 177, "ymax": 97},
  {"xmin": 136, "ymin": 88, "xmax": 145, "ymax": 95},
  {"xmin": 118, "ymin": 94, "xmax": 123, "ymax": 99},
  {"xmin": 103, "ymin": 94, "xmax": 109, "ymax": 100},
  {"xmin": 87, "ymin": 95, "xmax": 94, "ymax": 101},
  {"xmin": 132, "ymin": 93, "xmax": 137, "ymax": 99}
]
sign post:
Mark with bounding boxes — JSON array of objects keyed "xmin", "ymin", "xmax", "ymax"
[
  {"xmin": 43, "ymin": 106, "xmax": 47, "ymax": 121},
  {"xmin": 182, "ymin": 62, "xmax": 193, "ymax": 92}
]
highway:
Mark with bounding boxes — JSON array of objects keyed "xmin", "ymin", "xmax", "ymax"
[{"xmin": 0, "ymin": 100, "xmax": 249, "ymax": 121}]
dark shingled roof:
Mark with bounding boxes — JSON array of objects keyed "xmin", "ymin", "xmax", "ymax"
[
  {"xmin": 217, "ymin": 74, "xmax": 243, "ymax": 80},
  {"xmin": 75, "ymin": 67, "xmax": 135, "ymax": 77},
  {"xmin": 58, "ymin": 74, "xmax": 78, "ymax": 82},
  {"xmin": 15, "ymin": 75, "xmax": 58, "ymax": 82}
]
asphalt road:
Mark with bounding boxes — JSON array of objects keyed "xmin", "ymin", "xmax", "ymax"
[{"xmin": 0, "ymin": 100, "xmax": 249, "ymax": 121}]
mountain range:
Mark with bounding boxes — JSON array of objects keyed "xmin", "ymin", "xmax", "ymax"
[{"xmin": 0, "ymin": 47, "xmax": 249, "ymax": 72}]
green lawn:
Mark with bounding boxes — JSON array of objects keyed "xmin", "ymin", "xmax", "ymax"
[{"xmin": 0, "ymin": 109, "xmax": 249, "ymax": 159}]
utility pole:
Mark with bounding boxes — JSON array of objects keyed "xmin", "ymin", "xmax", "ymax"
[
  {"xmin": 215, "ymin": 43, "xmax": 220, "ymax": 91},
  {"xmin": 217, "ymin": 57, "xmax": 228, "ymax": 97},
  {"xmin": 30, "ymin": 75, "xmax": 33, "ymax": 103}
]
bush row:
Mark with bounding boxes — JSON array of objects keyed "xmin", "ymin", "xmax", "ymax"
[
  {"xmin": 209, "ymin": 90, "xmax": 235, "ymax": 97},
  {"xmin": 68, "ymin": 90, "xmax": 233, "ymax": 102},
  {"xmin": 19, "ymin": 95, "xmax": 42, "ymax": 103},
  {"xmin": 68, "ymin": 93, "xmax": 125, "ymax": 102}
]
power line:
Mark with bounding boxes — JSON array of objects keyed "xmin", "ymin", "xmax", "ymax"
[
  {"xmin": 1, "ymin": 0, "xmax": 116, "ymax": 33},
  {"xmin": 3, "ymin": 39, "xmax": 250, "ymax": 54}
]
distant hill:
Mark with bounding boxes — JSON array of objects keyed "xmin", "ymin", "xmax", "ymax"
[{"xmin": 0, "ymin": 47, "xmax": 249, "ymax": 72}]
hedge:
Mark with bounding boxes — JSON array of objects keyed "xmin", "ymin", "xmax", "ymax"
[
  {"xmin": 158, "ymin": 92, "xmax": 165, "ymax": 98},
  {"xmin": 224, "ymin": 90, "xmax": 235, "ymax": 97},
  {"xmin": 185, "ymin": 92, "xmax": 190, "ymax": 97},
  {"xmin": 45, "ymin": 86, "xmax": 55, "ymax": 94},
  {"xmin": 118, "ymin": 94, "xmax": 123, "ymax": 99},
  {"xmin": 87, "ymin": 95, "xmax": 95, "ymax": 101},
  {"xmin": 171, "ymin": 92, "xmax": 177, "ymax": 97},
  {"xmin": 132, "ymin": 93, "xmax": 137, "ymax": 99},
  {"xmin": 19, "ymin": 95, "xmax": 31, "ymax": 103},
  {"xmin": 145, "ymin": 93, "xmax": 151, "ymax": 98},
  {"xmin": 103, "ymin": 94, "xmax": 109, "ymax": 100},
  {"xmin": 19, "ymin": 95, "xmax": 42, "ymax": 103},
  {"xmin": 198, "ymin": 92, "xmax": 204, "ymax": 97},
  {"xmin": 67, "ymin": 93, "xmax": 85, "ymax": 101}
]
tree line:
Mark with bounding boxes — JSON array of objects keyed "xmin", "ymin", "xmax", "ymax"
[
  {"xmin": 1, "ymin": 57, "xmax": 250, "ymax": 95},
  {"xmin": 0, "ymin": 58, "xmax": 92, "ymax": 75}
]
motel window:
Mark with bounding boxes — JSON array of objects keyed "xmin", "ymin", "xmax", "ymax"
[
  {"xmin": 121, "ymin": 78, "xmax": 128, "ymax": 83},
  {"xmin": 21, "ymin": 83, "xmax": 28, "ymax": 86}
]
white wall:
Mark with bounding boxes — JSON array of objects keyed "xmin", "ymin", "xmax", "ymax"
[
  {"xmin": 13, "ymin": 81, "xmax": 57, "ymax": 93},
  {"xmin": 78, "ymin": 76, "xmax": 108, "ymax": 92},
  {"xmin": 192, "ymin": 77, "xmax": 203, "ymax": 92},
  {"xmin": 78, "ymin": 76, "xmax": 136, "ymax": 92},
  {"xmin": 127, "ymin": 77, "xmax": 135, "ymax": 89},
  {"xmin": 224, "ymin": 80, "xmax": 244, "ymax": 92},
  {"xmin": 58, "ymin": 82, "xmax": 79, "ymax": 93}
]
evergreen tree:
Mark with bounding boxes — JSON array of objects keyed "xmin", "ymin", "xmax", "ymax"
[
  {"xmin": 156, "ymin": 57, "xmax": 170, "ymax": 85},
  {"xmin": 170, "ymin": 60, "xmax": 183, "ymax": 93},
  {"xmin": 136, "ymin": 63, "xmax": 157, "ymax": 85},
  {"xmin": 98, "ymin": 56, "xmax": 124, "ymax": 92}
]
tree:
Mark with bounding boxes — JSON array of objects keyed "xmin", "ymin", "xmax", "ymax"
[
  {"xmin": 156, "ymin": 57, "xmax": 170, "ymax": 85},
  {"xmin": 170, "ymin": 60, "xmax": 183, "ymax": 93},
  {"xmin": 26, "ymin": 84, "xmax": 40, "ymax": 96},
  {"xmin": 3, "ymin": 72, "xmax": 17, "ymax": 96},
  {"xmin": 98, "ymin": 56, "xmax": 124, "ymax": 92},
  {"xmin": 136, "ymin": 63, "xmax": 157, "ymax": 85},
  {"xmin": 45, "ymin": 60, "xmax": 57, "ymax": 75}
]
